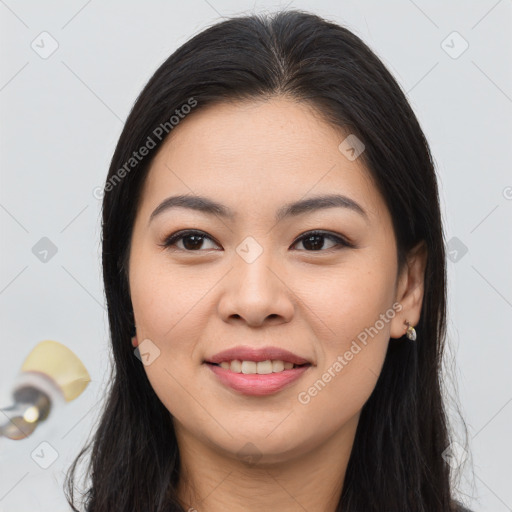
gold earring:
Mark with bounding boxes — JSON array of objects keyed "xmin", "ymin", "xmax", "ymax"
[{"xmin": 404, "ymin": 320, "xmax": 417, "ymax": 341}]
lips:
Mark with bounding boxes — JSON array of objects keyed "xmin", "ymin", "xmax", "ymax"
[
  {"xmin": 205, "ymin": 346, "xmax": 311, "ymax": 366},
  {"xmin": 206, "ymin": 362, "xmax": 310, "ymax": 395},
  {"xmin": 203, "ymin": 345, "xmax": 313, "ymax": 396}
]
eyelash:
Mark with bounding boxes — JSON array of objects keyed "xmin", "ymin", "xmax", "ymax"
[{"xmin": 159, "ymin": 229, "xmax": 354, "ymax": 252}]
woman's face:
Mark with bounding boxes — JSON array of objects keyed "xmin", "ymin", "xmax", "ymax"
[{"xmin": 128, "ymin": 97, "xmax": 422, "ymax": 464}]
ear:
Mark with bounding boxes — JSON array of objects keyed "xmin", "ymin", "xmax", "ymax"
[{"xmin": 390, "ymin": 240, "xmax": 428, "ymax": 339}]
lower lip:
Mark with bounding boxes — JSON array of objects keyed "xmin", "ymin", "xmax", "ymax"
[{"xmin": 206, "ymin": 363, "xmax": 311, "ymax": 396}]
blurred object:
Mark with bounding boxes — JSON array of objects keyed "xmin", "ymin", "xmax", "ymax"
[{"xmin": 0, "ymin": 340, "xmax": 91, "ymax": 440}]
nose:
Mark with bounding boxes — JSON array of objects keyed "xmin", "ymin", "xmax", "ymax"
[{"xmin": 217, "ymin": 248, "xmax": 295, "ymax": 327}]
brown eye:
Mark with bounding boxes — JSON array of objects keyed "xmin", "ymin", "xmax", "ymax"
[
  {"xmin": 291, "ymin": 230, "xmax": 353, "ymax": 251},
  {"xmin": 160, "ymin": 230, "xmax": 220, "ymax": 251}
]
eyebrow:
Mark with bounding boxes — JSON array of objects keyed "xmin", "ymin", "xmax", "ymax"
[{"xmin": 148, "ymin": 193, "xmax": 369, "ymax": 225}]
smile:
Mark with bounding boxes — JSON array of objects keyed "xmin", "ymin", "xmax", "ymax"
[
  {"xmin": 213, "ymin": 359, "xmax": 307, "ymax": 373},
  {"xmin": 205, "ymin": 361, "xmax": 312, "ymax": 396}
]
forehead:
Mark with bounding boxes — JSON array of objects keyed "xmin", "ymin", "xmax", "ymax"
[{"xmin": 140, "ymin": 97, "xmax": 387, "ymax": 225}]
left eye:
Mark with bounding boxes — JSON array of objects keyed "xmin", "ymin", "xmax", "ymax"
[
  {"xmin": 160, "ymin": 230, "xmax": 352, "ymax": 252},
  {"xmin": 292, "ymin": 230, "xmax": 352, "ymax": 251}
]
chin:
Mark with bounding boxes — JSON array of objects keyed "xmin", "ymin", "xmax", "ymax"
[{"xmin": 209, "ymin": 427, "xmax": 313, "ymax": 465}]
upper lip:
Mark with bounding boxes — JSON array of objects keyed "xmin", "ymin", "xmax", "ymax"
[{"xmin": 205, "ymin": 346, "xmax": 311, "ymax": 365}]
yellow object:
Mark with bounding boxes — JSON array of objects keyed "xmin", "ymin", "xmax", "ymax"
[{"xmin": 20, "ymin": 340, "xmax": 91, "ymax": 402}]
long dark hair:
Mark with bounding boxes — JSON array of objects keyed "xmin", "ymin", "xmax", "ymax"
[{"xmin": 65, "ymin": 9, "xmax": 468, "ymax": 511}]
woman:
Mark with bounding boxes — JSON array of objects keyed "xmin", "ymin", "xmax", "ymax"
[{"xmin": 66, "ymin": 9, "xmax": 473, "ymax": 512}]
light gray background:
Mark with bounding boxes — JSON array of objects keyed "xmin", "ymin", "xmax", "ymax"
[{"xmin": 0, "ymin": 1, "xmax": 511, "ymax": 510}]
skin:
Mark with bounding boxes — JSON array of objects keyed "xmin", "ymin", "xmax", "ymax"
[{"xmin": 128, "ymin": 96, "xmax": 427, "ymax": 512}]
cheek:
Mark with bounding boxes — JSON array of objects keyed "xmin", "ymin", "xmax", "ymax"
[
  {"xmin": 295, "ymin": 257, "xmax": 397, "ymax": 346},
  {"xmin": 130, "ymin": 252, "xmax": 212, "ymax": 343},
  {"xmin": 295, "ymin": 285, "xmax": 393, "ymax": 429},
  {"xmin": 130, "ymin": 261, "xmax": 211, "ymax": 423},
  {"xmin": 291, "ymin": 262, "xmax": 395, "ymax": 412}
]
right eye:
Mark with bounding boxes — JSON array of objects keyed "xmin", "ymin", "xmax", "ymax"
[{"xmin": 159, "ymin": 230, "xmax": 221, "ymax": 251}]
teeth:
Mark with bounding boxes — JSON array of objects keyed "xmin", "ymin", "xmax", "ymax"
[
  {"xmin": 272, "ymin": 360, "xmax": 284, "ymax": 372},
  {"xmin": 217, "ymin": 360, "xmax": 301, "ymax": 374},
  {"xmin": 242, "ymin": 361, "xmax": 257, "ymax": 374}
]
